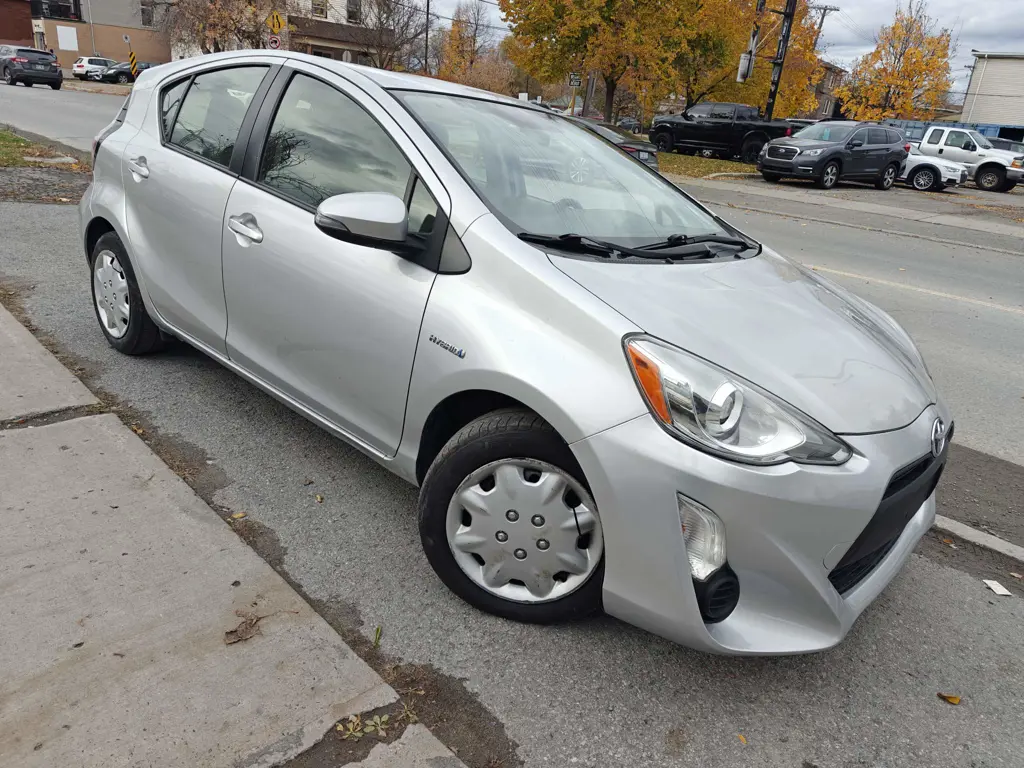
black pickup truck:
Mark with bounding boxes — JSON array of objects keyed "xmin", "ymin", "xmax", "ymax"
[{"xmin": 649, "ymin": 103, "xmax": 794, "ymax": 162}]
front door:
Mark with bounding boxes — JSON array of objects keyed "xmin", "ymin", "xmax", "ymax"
[
  {"xmin": 704, "ymin": 103, "xmax": 736, "ymax": 153},
  {"xmin": 221, "ymin": 66, "xmax": 447, "ymax": 455},
  {"xmin": 122, "ymin": 63, "xmax": 273, "ymax": 354},
  {"xmin": 845, "ymin": 128, "xmax": 872, "ymax": 175},
  {"xmin": 940, "ymin": 129, "xmax": 976, "ymax": 165}
]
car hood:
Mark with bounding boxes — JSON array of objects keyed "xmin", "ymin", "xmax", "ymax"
[
  {"xmin": 551, "ymin": 250, "xmax": 936, "ymax": 434},
  {"xmin": 980, "ymin": 147, "xmax": 1022, "ymax": 163},
  {"xmin": 768, "ymin": 137, "xmax": 834, "ymax": 150}
]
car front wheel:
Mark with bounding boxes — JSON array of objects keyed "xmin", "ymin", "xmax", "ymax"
[
  {"xmin": 910, "ymin": 167, "xmax": 937, "ymax": 191},
  {"xmin": 817, "ymin": 160, "xmax": 840, "ymax": 189},
  {"xmin": 875, "ymin": 163, "xmax": 898, "ymax": 190},
  {"xmin": 761, "ymin": 171, "xmax": 782, "ymax": 182},
  {"xmin": 2, "ymin": 69, "xmax": 11, "ymax": 85},
  {"xmin": 653, "ymin": 132, "xmax": 673, "ymax": 152},
  {"xmin": 976, "ymin": 166, "xmax": 1005, "ymax": 192},
  {"xmin": 50, "ymin": 82, "xmax": 61, "ymax": 90},
  {"xmin": 418, "ymin": 409, "xmax": 605, "ymax": 624},
  {"xmin": 90, "ymin": 231, "xmax": 165, "ymax": 355}
]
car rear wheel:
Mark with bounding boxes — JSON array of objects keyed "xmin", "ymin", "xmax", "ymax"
[
  {"xmin": 741, "ymin": 138, "xmax": 765, "ymax": 164},
  {"xmin": 117, "ymin": 73, "xmax": 129, "ymax": 84},
  {"xmin": 976, "ymin": 166, "xmax": 1005, "ymax": 192},
  {"xmin": 50, "ymin": 82, "xmax": 61, "ymax": 90},
  {"xmin": 89, "ymin": 232, "xmax": 165, "ymax": 355},
  {"xmin": 2, "ymin": 68, "xmax": 11, "ymax": 85},
  {"xmin": 875, "ymin": 163, "xmax": 898, "ymax": 190},
  {"xmin": 817, "ymin": 160, "xmax": 840, "ymax": 189},
  {"xmin": 22, "ymin": 81, "xmax": 32, "ymax": 87},
  {"xmin": 419, "ymin": 408, "xmax": 605, "ymax": 624},
  {"xmin": 909, "ymin": 167, "xmax": 937, "ymax": 191}
]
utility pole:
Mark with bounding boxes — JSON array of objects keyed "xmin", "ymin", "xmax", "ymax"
[
  {"xmin": 810, "ymin": 4, "xmax": 840, "ymax": 49},
  {"xmin": 763, "ymin": 0, "xmax": 798, "ymax": 120},
  {"xmin": 424, "ymin": 0, "xmax": 430, "ymax": 73}
]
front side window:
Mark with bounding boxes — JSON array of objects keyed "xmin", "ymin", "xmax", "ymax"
[
  {"xmin": 397, "ymin": 92, "xmax": 725, "ymax": 248},
  {"xmin": 169, "ymin": 66, "xmax": 269, "ymax": 168},
  {"xmin": 259, "ymin": 73, "xmax": 412, "ymax": 209},
  {"xmin": 968, "ymin": 130, "xmax": 993, "ymax": 149},
  {"xmin": 709, "ymin": 104, "xmax": 735, "ymax": 120},
  {"xmin": 944, "ymin": 130, "xmax": 969, "ymax": 148},
  {"xmin": 687, "ymin": 103, "xmax": 712, "ymax": 119}
]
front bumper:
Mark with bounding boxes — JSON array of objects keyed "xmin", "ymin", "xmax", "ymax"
[
  {"xmin": 572, "ymin": 404, "xmax": 951, "ymax": 655},
  {"xmin": 757, "ymin": 154, "xmax": 825, "ymax": 178},
  {"xmin": 1008, "ymin": 167, "xmax": 1024, "ymax": 182}
]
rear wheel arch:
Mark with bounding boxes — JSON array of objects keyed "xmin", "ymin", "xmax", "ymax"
[{"xmin": 84, "ymin": 217, "xmax": 117, "ymax": 263}]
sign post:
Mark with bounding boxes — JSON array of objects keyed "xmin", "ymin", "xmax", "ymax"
[
  {"xmin": 123, "ymin": 34, "xmax": 137, "ymax": 79},
  {"xmin": 568, "ymin": 72, "xmax": 581, "ymax": 114}
]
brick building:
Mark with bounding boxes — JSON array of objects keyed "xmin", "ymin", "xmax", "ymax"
[{"xmin": 0, "ymin": 0, "xmax": 34, "ymax": 48}]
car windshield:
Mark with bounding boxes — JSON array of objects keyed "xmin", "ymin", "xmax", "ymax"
[
  {"xmin": 793, "ymin": 123, "xmax": 855, "ymax": 142},
  {"xmin": 968, "ymin": 131, "xmax": 993, "ymax": 149},
  {"xmin": 396, "ymin": 92, "xmax": 724, "ymax": 247}
]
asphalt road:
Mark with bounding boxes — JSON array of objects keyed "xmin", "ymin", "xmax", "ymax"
[
  {"xmin": 0, "ymin": 82, "xmax": 124, "ymax": 151},
  {"xmin": 2, "ymin": 193, "xmax": 1023, "ymax": 767}
]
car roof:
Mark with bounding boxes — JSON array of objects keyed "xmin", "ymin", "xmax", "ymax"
[{"xmin": 146, "ymin": 50, "xmax": 538, "ymax": 109}]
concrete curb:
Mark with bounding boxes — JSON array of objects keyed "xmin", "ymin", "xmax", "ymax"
[
  {"xmin": 934, "ymin": 515, "xmax": 1024, "ymax": 564},
  {"xmin": 704, "ymin": 172, "xmax": 760, "ymax": 179},
  {"xmin": 1, "ymin": 123, "xmax": 93, "ymax": 167}
]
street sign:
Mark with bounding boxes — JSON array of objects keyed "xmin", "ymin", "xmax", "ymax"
[
  {"xmin": 129, "ymin": 50, "xmax": 138, "ymax": 77},
  {"xmin": 122, "ymin": 34, "xmax": 130, "ymax": 44},
  {"xmin": 267, "ymin": 34, "xmax": 281, "ymax": 50},
  {"xmin": 266, "ymin": 9, "xmax": 285, "ymax": 35},
  {"xmin": 568, "ymin": 72, "xmax": 582, "ymax": 88}
]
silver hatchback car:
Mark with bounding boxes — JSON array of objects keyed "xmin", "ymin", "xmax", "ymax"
[{"xmin": 81, "ymin": 52, "xmax": 952, "ymax": 655}]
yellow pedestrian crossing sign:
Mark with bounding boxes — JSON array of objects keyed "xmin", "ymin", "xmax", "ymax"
[{"xmin": 266, "ymin": 9, "xmax": 285, "ymax": 35}]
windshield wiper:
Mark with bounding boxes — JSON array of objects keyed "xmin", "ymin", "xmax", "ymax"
[
  {"xmin": 638, "ymin": 233, "xmax": 759, "ymax": 254},
  {"xmin": 517, "ymin": 232, "xmax": 745, "ymax": 261}
]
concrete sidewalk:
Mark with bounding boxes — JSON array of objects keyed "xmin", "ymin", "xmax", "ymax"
[{"xmin": 0, "ymin": 302, "xmax": 465, "ymax": 768}]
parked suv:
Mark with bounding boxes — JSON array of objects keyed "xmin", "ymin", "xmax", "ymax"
[
  {"xmin": 81, "ymin": 51, "xmax": 950, "ymax": 655},
  {"xmin": 0, "ymin": 46, "xmax": 63, "ymax": 89},
  {"xmin": 758, "ymin": 121, "xmax": 909, "ymax": 190},
  {"xmin": 73, "ymin": 56, "xmax": 117, "ymax": 80},
  {"xmin": 917, "ymin": 126, "xmax": 1023, "ymax": 192}
]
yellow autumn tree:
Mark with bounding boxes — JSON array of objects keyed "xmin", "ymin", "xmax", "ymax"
[
  {"xmin": 834, "ymin": 0, "xmax": 953, "ymax": 120},
  {"xmin": 500, "ymin": 0, "xmax": 685, "ymax": 121}
]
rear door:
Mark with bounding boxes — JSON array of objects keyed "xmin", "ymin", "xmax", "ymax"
[
  {"xmin": 220, "ymin": 62, "xmax": 449, "ymax": 455},
  {"xmin": 863, "ymin": 127, "xmax": 891, "ymax": 174},
  {"xmin": 122, "ymin": 60, "xmax": 277, "ymax": 354}
]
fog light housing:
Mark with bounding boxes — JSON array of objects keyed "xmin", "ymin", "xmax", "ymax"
[{"xmin": 677, "ymin": 493, "xmax": 726, "ymax": 581}]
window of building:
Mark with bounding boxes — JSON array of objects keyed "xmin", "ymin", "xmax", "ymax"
[
  {"xmin": 258, "ymin": 73, "xmax": 414, "ymax": 210},
  {"xmin": 168, "ymin": 67, "xmax": 269, "ymax": 168},
  {"xmin": 347, "ymin": 0, "xmax": 361, "ymax": 24},
  {"xmin": 311, "ymin": 0, "xmax": 328, "ymax": 18},
  {"xmin": 140, "ymin": 0, "xmax": 156, "ymax": 27}
]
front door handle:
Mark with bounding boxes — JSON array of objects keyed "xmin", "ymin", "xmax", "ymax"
[
  {"xmin": 127, "ymin": 156, "xmax": 149, "ymax": 179},
  {"xmin": 937, "ymin": 148, "xmax": 943, "ymax": 154},
  {"xmin": 228, "ymin": 213, "xmax": 264, "ymax": 244}
]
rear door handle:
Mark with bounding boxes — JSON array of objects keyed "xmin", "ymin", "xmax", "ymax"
[
  {"xmin": 127, "ymin": 156, "xmax": 149, "ymax": 178},
  {"xmin": 228, "ymin": 213, "xmax": 264, "ymax": 244}
]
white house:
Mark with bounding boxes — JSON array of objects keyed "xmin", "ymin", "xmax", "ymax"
[{"xmin": 962, "ymin": 51, "xmax": 1024, "ymax": 126}]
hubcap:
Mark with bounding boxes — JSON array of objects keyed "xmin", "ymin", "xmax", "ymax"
[
  {"xmin": 913, "ymin": 169, "xmax": 934, "ymax": 189},
  {"xmin": 980, "ymin": 171, "xmax": 998, "ymax": 188},
  {"xmin": 824, "ymin": 165, "xmax": 838, "ymax": 186},
  {"xmin": 569, "ymin": 157, "xmax": 590, "ymax": 184},
  {"xmin": 92, "ymin": 250, "xmax": 130, "ymax": 338},
  {"xmin": 445, "ymin": 459, "xmax": 604, "ymax": 603},
  {"xmin": 883, "ymin": 167, "xmax": 896, "ymax": 187}
]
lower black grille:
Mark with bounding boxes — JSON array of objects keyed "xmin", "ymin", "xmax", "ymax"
[
  {"xmin": 828, "ymin": 538, "xmax": 898, "ymax": 594},
  {"xmin": 767, "ymin": 145, "xmax": 798, "ymax": 159}
]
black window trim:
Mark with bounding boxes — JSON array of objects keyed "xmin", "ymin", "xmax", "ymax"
[
  {"xmin": 848, "ymin": 128, "xmax": 868, "ymax": 145},
  {"xmin": 159, "ymin": 62, "xmax": 281, "ymax": 178},
  {"xmin": 237, "ymin": 65, "xmax": 449, "ymax": 273}
]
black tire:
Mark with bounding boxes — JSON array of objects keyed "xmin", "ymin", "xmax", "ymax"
[
  {"xmin": 2, "ymin": 68, "xmax": 12, "ymax": 86},
  {"xmin": 909, "ymin": 166, "xmax": 938, "ymax": 191},
  {"xmin": 418, "ymin": 408, "xmax": 604, "ymax": 625},
  {"xmin": 653, "ymin": 131, "xmax": 673, "ymax": 152},
  {"xmin": 89, "ymin": 231, "xmax": 165, "ymax": 355},
  {"xmin": 1001, "ymin": 181, "xmax": 1018, "ymax": 193},
  {"xmin": 117, "ymin": 73, "xmax": 130, "ymax": 84},
  {"xmin": 741, "ymin": 138, "xmax": 765, "ymax": 164},
  {"xmin": 50, "ymin": 82, "xmax": 62, "ymax": 90},
  {"xmin": 761, "ymin": 172, "xmax": 782, "ymax": 182},
  {"xmin": 23, "ymin": 80, "xmax": 32, "ymax": 87},
  {"xmin": 816, "ymin": 160, "xmax": 840, "ymax": 189},
  {"xmin": 975, "ymin": 165, "xmax": 1005, "ymax": 192},
  {"xmin": 874, "ymin": 162, "xmax": 898, "ymax": 190}
]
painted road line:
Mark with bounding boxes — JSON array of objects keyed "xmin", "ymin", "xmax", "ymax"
[{"xmin": 807, "ymin": 265, "xmax": 1024, "ymax": 317}]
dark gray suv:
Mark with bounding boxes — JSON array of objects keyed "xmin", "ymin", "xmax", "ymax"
[
  {"xmin": 757, "ymin": 121, "xmax": 909, "ymax": 190},
  {"xmin": 0, "ymin": 46, "xmax": 63, "ymax": 89}
]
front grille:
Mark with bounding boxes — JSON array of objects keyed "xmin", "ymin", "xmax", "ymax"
[
  {"xmin": 828, "ymin": 538, "xmax": 898, "ymax": 594},
  {"xmin": 828, "ymin": 421, "xmax": 953, "ymax": 595},
  {"xmin": 767, "ymin": 145, "xmax": 798, "ymax": 160}
]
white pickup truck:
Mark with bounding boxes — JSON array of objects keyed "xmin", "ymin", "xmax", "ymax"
[{"xmin": 917, "ymin": 126, "xmax": 1024, "ymax": 192}]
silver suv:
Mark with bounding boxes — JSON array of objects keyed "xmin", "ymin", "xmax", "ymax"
[{"xmin": 81, "ymin": 52, "xmax": 951, "ymax": 655}]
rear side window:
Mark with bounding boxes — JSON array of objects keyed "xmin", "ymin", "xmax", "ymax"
[
  {"xmin": 257, "ymin": 73, "xmax": 412, "ymax": 209},
  {"xmin": 168, "ymin": 66, "xmax": 268, "ymax": 168},
  {"xmin": 160, "ymin": 79, "xmax": 188, "ymax": 140},
  {"xmin": 925, "ymin": 129, "xmax": 943, "ymax": 145},
  {"xmin": 886, "ymin": 129, "xmax": 903, "ymax": 144},
  {"xmin": 868, "ymin": 128, "xmax": 888, "ymax": 144}
]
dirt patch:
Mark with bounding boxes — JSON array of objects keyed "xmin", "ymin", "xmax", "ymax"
[{"xmin": 0, "ymin": 167, "xmax": 91, "ymax": 204}]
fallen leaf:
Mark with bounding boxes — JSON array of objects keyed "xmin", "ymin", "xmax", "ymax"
[
  {"xmin": 315, "ymin": 494, "xmax": 324, "ymax": 503},
  {"xmin": 737, "ymin": 734, "xmax": 747, "ymax": 744},
  {"xmin": 129, "ymin": 424, "xmax": 144, "ymax": 436},
  {"xmin": 941, "ymin": 537, "xmax": 953, "ymax": 544},
  {"xmin": 303, "ymin": 478, "xmax": 314, "ymax": 486},
  {"xmin": 230, "ymin": 512, "xmax": 247, "ymax": 520},
  {"xmin": 937, "ymin": 693, "xmax": 961, "ymax": 705},
  {"xmin": 224, "ymin": 610, "xmax": 262, "ymax": 645}
]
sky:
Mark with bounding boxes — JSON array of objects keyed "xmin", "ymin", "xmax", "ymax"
[{"xmin": 438, "ymin": 0, "xmax": 1024, "ymax": 99}]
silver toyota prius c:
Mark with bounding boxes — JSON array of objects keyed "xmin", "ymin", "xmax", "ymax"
[{"xmin": 81, "ymin": 51, "xmax": 952, "ymax": 655}]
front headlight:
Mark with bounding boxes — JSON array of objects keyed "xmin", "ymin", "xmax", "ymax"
[
  {"xmin": 800, "ymin": 148, "xmax": 825, "ymax": 157},
  {"xmin": 625, "ymin": 336, "xmax": 851, "ymax": 465}
]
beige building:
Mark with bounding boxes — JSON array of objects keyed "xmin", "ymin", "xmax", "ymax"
[
  {"xmin": 287, "ymin": 0, "xmax": 379, "ymax": 64},
  {"xmin": 30, "ymin": 0, "xmax": 169, "ymax": 69},
  {"xmin": 962, "ymin": 51, "xmax": 1024, "ymax": 126}
]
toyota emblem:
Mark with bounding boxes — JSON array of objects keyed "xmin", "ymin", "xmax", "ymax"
[{"xmin": 930, "ymin": 418, "xmax": 946, "ymax": 458}]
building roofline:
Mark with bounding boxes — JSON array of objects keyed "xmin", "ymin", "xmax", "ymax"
[{"xmin": 971, "ymin": 50, "xmax": 1024, "ymax": 60}]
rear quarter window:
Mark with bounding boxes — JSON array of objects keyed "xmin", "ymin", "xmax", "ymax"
[{"xmin": 925, "ymin": 129, "xmax": 943, "ymax": 145}]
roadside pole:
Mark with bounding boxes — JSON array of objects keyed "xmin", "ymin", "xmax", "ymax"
[
  {"xmin": 568, "ymin": 71, "xmax": 582, "ymax": 115},
  {"xmin": 763, "ymin": 0, "xmax": 799, "ymax": 120}
]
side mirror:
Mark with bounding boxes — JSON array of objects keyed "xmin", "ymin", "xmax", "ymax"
[
  {"xmin": 849, "ymin": 139, "xmax": 864, "ymax": 148},
  {"xmin": 963, "ymin": 142, "xmax": 975, "ymax": 152},
  {"xmin": 314, "ymin": 192, "xmax": 408, "ymax": 247}
]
